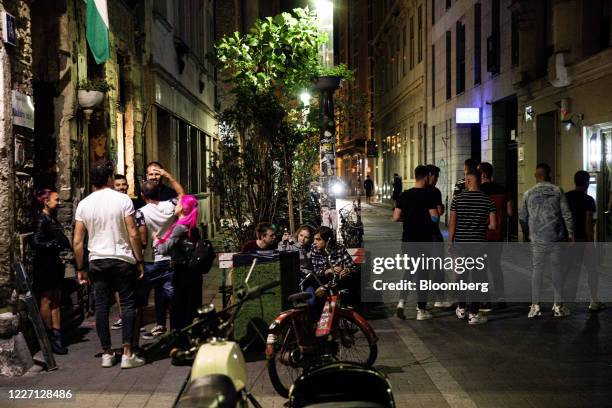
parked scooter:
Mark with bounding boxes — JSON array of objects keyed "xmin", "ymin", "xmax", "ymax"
[
  {"xmin": 142, "ymin": 261, "xmax": 279, "ymax": 408},
  {"xmin": 266, "ymin": 272, "xmax": 379, "ymax": 397},
  {"xmin": 288, "ymin": 361, "xmax": 395, "ymax": 408}
]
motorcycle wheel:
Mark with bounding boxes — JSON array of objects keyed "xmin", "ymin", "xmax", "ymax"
[
  {"xmin": 267, "ymin": 317, "xmax": 307, "ymax": 398},
  {"xmin": 334, "ymin": 314, "xmax": 377, "ymax": 366}
]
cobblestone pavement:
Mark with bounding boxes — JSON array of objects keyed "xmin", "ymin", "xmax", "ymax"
[{"xmin": 2, "ymin": 197, "xmax": 611, "ymax": 407}]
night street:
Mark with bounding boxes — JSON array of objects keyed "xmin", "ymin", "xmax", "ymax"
[
  {"xmin": 3, "ymin": 199, "xmax": 610, "ymax": 407},
  {"xmin": 3, "ymin": 0, "xmax": 612, "ymax": 407}
]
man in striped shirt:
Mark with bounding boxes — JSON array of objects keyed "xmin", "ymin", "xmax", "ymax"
[{"xmin": 448, "ymin": 171, "xmax": 496, "ymax": 325}]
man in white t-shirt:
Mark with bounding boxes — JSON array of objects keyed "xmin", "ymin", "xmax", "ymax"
[
  {"xmin": 135, "ymin": 178, "xmax": 184, "ymax": 340},
  {"xmin": 73, "ymin": 160, "xmax": 146, "ymax": 369}
]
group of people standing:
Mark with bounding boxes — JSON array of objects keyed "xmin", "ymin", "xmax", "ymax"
[
  {"xmin": 32, "ymin": 160, "xmax": 205, "ymax": 368},
  {"xmin": 392, "ymin": 158, "xmax": 602, "ymax": 325}
]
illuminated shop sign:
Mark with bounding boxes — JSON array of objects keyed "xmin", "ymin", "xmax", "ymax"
[{"xmin": 456, "ymin": 108, "xmax": 480, "ymax": 124}]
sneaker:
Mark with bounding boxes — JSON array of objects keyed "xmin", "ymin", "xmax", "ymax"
[
  {"xmin": 416, "ymin": 308, "xmax": 433, "ymax": 321},
  {"xmin": 552, "ymin": 303, "xmax": 571, "ymax": 318},
  {"xmin": 121, "ymin": 353, "xmax": 145, "ymax": 369},
  {"xmin": 101, "ymin": 352, "xmax": 120, "ymax": 368},
  {"xmin": 528, "ymin": 304, "xmax": 541, "ymax": 319},
  {"xmin": 468, "ymin": 313, "xmax": 487, "ymax": 325},
  {"xmin": 396, "ymin": 301, "xmax": 406, "ymax": 320},
  {"xmin": 589, "ymin": 302, "xmax": 605, "ymax": 312},
  {"xmin": 434, "ymin": 301, "xmax": 453, "ymax": 308},
  {"xmin": 142, "ymin": 325, "xmax": 167, "ymax": 340},
  {"xmin": 111, "ymin": 318, "xmax": 122, "ymax": 330},
  {"xmin": 455, "ymin": 306, "xmax": 466, "ymax": 319},
  {"xmin": 479, "ymin": 302, "xmax": 492, "ymax": 312}
]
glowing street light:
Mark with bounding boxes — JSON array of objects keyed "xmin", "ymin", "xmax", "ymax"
[
  {"xmin": 299, "ymin": 91, "xmax": 311, "ymax": 106},
  {"xmin": 314, "ymin": 0, "xmax": 334, "ymax": 68}
]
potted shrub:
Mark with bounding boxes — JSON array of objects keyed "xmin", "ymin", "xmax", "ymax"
[{"xmin": 78, "ymin": 79, "xmax": 112, "ymax": 120}]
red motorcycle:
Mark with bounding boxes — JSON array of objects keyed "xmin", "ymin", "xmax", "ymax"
[{"xmin": 266, "ymin": 272, "xmax": 378, "ymax": 398}]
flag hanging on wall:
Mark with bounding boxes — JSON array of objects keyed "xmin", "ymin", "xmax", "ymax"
[{"xmin": 85, "ymin": 0, "xmax": 110, "ymax": 64}]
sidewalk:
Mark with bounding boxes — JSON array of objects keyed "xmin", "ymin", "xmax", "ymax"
[{"xmin": 0, "ymin": 272, "xmax": 223, "ymax": 408}]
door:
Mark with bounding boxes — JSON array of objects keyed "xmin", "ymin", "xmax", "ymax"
[{"xmin": 536, "ymin": 112, "xmax": 558, "ymax": 183}]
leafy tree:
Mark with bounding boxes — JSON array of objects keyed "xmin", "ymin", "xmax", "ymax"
[{"xmin": 210, "ymin": 9, "xmax": 326, "ymax": 246}]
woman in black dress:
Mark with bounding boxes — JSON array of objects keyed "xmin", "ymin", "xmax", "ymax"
[{"xmin": 32, "ymin": 189, "xmax": 71, "ymax": 354}]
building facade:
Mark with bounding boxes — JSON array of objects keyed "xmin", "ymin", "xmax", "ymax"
[
  {"xmin": 514, "ymin": 0, "xmax": 612, "ymax": 242},
  {"xmin": 335, "ymin": 0, "xmax": 373, "ymax": 197},
  {"xmin": 427, "ymin": 0, "xmax": 519, "ymax": 234},
  {"xmin": 143, "ymin": 0, "xmax": 218, "ymax": 236},
  {"xmin": 371, "ymin": 0, "xmax": 427, "ymax": 201}
]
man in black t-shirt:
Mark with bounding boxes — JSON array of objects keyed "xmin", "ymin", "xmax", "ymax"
[
  {"xmin": 393, "ymin": 165, "xmax": 439, "ymax": 321},
  {"xmin": 564, "ymin": 170, "xmax": 602, "ymax": 311}
]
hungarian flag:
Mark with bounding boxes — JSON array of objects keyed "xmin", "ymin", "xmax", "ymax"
[{"xmin": 85, "ymin": 0, "xmax": 110, "ymax": 64}]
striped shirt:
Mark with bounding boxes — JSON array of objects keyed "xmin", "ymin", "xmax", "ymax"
[{"xmin": 451, "ymin": 191, "xmax": 496, "ymax": 242}]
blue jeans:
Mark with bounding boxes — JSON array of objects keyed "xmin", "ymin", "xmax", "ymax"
[{"xmin": 138, "ymin": 260, "xmax": 174, "ymax": 327}]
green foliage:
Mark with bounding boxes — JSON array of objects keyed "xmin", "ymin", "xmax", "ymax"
[
  {"xmin": 214, "ymin": 7, "xmax": 326, "ymax": 96},
  {"xmin": 318, "ymin": 63, "xmax": 354, "ymax": 81},
  {"xmin": 78, "ymin": 78, "xmax": 113, "ymax": 92},
  {"xmin": 209, "ymin": 7, "xmax": 358, "ymax": 247}
]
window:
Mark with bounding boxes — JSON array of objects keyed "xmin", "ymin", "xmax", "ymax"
[
  {"xmin": 432, "ymin": 0, "xmax": 436, "ymax": 25},
  {"xmin": 403, "ymin": 25, "xmax": 407, "ymax": 76},
  {"xmin": 487, "ymin": 0, "xmax": 501, "ymax": 74},
  {"xmin": 456, "ymin": 21, "xmax": 465, "ymax": 94},
  {"xmin": 396, "ymin": 34, "xmax": 401, "ymax": 83},
  {"xmin": 446, "ymin": 30, "xmax": 451, "ymax": 100},
  {"xmin": 157, "ymin": 108, "xmax": 209, "ymax": 194},
  {"xmin": 403, "ymin": 129, "xmax": 408, "ymax": 179},
  {"xmin": 410, "ymin": 125, "xmax": 416, "ymax": 175},
  {"xmin": 431, "ymin": 125, "xmax": 436, "ymax": 163},
  {"xmin": 418, "ymin": 5, "xmax": 423, "ymax": 62},
  {"xmin": 431, "ymin": 44, "xmax": 436, "ymax": 107},
  {"xmin": 410, "ymin": 16, "xmax": 415, "ymax": 69},
  {"xmin": 581, "ymin": 0, "xmax": 611, "ymax": 57},
  {"xmin": 474, "ymin": 3, "xmax": 482, "ymax": 85},
  {"xmin": 511, "ymin": 12, "xmax": 519, "ymax": 67}
]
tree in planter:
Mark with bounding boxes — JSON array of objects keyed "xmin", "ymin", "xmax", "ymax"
[{"xmin": 211, "ymin": 8, "xmax": 327, "ymax": 246}]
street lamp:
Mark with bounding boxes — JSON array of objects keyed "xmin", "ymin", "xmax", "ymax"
[
  {"xmin": 314, "ymin": 0, "xmax": 334, "ymax": 68},
  {"xmin": 299, "ymin": 91, "xmax": 311, "ymax": 106},
  {"xmin": 313, "ymin": 0, "xmax": 341, "ymax": 229}
]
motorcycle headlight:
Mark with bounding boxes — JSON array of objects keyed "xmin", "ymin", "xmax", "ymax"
[{"xmin": 176, "ymin": 375, "xmax": 239, "ymax": 408}]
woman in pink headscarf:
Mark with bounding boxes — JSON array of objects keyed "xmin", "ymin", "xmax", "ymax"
[{"xmin": 154, "ymin": 195, "xmax": 201, "ymax": 330}]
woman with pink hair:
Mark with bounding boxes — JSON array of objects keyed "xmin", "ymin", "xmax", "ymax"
[{"xmin": 154, "ymin": 195, "xmax": 201, "ymax": 330}]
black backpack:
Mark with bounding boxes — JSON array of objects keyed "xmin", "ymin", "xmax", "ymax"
[{"xmin": 188, "ymin": 238, "xmax": 216, "ymax": 274}]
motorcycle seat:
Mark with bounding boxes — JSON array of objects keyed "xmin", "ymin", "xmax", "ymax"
[{"xmin": 288, "ymin": 292, "xmax": 312, "ymax": 304}]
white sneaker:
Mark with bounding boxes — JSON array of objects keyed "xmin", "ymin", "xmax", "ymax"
[
  {"xmin": 468, "ymin": 313, "xmax": 487, "ymax": 325},
  {"xmin": 552, "ymin": 304, "xmax": 571, "ymax": 318},
  {"xmin": 101, "ymin": 353, "xmax": 119, "ymax": 368},
  {"xmin": 528, "ymin": 304, "xmax": 541, "ymax": 319},
  {"xmin": 121, "ymin": 353, "xmax": 145, "ymax": 369},
  {"xmin": 589, "ymin": 301, "xmax": 604, "ymax": 312},
  {"xmin": 396, "ymin": 300, "xmax": 406, "ymax": 320},
  {"xmin": 434, "ymin": 301, "xmax": 453, "ymax": 308},
  {"xmin": 455, "ymin": 306, "xmax": 466, "ymax": 319},
  {"xmin": 416, "ymin": 308, "xmax": 433, "ymax": 321}
]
